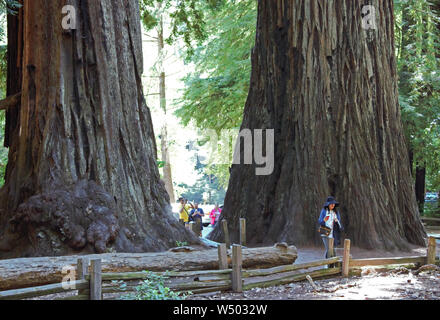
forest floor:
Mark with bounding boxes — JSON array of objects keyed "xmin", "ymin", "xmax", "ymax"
[
  {"xmin": 198, "ymin": 222, "xmax": 440, "ymax": 300},
  {"xmin": 186, "ymin": 241, "xmax": 440, "ymax": 301},
  {"xmin": 187, "ymin": 267, "xmax": 440, "ymax": 300},
  {"xmin": 26, "ymin": 225, "xmax": 440, "ymax": 300},
  {"xmin": 106, "ymin": 239, "xmax": 439, "ymax": 300},
  {"xmin": 27, "ymin": 243, "xmax": 440, "ymax": 300}
]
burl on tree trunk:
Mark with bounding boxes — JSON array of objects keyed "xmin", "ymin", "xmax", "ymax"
[
  {"xmin": 0, "ymin": 0, "xmax": 200, "ymax": 258},
  {"xmin": 209, "ymin": 0, "xmax": 426, "ymax": 250}
]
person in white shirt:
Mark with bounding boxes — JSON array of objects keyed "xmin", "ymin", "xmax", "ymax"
[{"xmin": 318, "ymin": 196, "xmax": 344, "ymax": 258}]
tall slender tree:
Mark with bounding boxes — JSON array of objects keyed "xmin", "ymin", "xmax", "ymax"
[
  {"xmin": 156, "ymin": 2, "xmax": 175, "ymax": 203},
  {"xmin": 0, "ymin": 0, "xmax": 199, "ymax": 258},
  {"xmin": 209, "ymin": 0, "xmax": 426, "ymax": 250}
]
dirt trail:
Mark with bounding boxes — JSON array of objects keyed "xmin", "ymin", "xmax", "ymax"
[
  {"xmin": 189, "ymin": 269, "xmax": 440, "ymax": 300},
  {"xmin": 190, "ymin": 234, "xmax": 440, "ymax": 301},
  {"xmin": 295, "ymin": 241, "xmax": 440, "ymax": 264},
  {"xmin": 188, "ymin": 242, "xmax": 440, "ymax": 301}
]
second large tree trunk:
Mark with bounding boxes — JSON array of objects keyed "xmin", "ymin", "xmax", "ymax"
[
  {"xmin": 209, "ymin": 0, "xmax": 426, "ymax": 250},
  {"xmin": 0, "ymin": 0, "xmax": 199, "ymax": 258}
]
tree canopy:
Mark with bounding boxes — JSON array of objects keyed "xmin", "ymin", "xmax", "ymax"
[
  {"xmin": 174, "ymin": 0, "xmax": 256, "ymax": 187},
  {"xmin": 395, "ymin": 0, "xmax": 440, "ymax": 192}
]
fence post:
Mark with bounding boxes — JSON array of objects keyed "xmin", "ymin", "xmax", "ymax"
[
  {"xmin": 189, "ymin": 221, "xmax": 197, "ymax": 234},
  {"xmin": 221, "ymin": 219, "xmax": 230, "ymax": 249},
  {"xmin": 77, "ymin": 258, "xmax": 89, "ymax": 297},
  {"xmin": 328, "ymin": 238, "xmax": 335, "ymax": 268},
  {"xmin": 231, "ymin": 245, "xmax": 243, "ymax": 293},
  {"xmin": 218, "ymin": 243, "xmax": 228, "ymax": 270},
  {"xmin": 239, "ymin": 218, "xmax": 246, "ymax": 247},
  {"xmin": 427, "ymin": 236, "xmax": 436, "ymax": 265},
  {"xmin": 195, "ymin": 220, "xmax": 201, "ymax": 236},
  {"xmin": 90, "ymin": 259, "xmax": 102, "ymax": 300},
  {"xmin": 342, "ymin": 239, "xmax": 351, "ymax": 277},
  {"xmin": 328, "ymin": 238, "xmax": 335, "ymax": 257}
]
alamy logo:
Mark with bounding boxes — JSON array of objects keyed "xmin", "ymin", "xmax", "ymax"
[
  {"xmin": 61, "ymin": 265, "xmax": 76, "ymax": 290},
  {"xmin": 361, "ymin": 5, "xmax": 377, "ymax": 30},
  {"xmin": 203, "ymin": 129, "xmax": 274, "ymax": 176},
  {"xmin": 62, "ymin": 5, "xmax": 77, "ymax": 30}
]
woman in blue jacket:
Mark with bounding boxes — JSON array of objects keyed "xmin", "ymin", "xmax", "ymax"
[{"xmin": 318, "ymin": 196, "xmax": 344, "ymax": 258}]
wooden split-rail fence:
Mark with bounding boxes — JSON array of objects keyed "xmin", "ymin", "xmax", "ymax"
[{"xmin": 0, "ymin": 216, "xmax": 438, "ymax": 300}]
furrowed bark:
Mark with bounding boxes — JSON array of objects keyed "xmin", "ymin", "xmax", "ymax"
[{"xmin": 0, "ymin": 0, "xmax": 200, "ymax": 258}]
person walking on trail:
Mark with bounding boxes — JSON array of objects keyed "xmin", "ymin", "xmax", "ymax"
[
  {"xmin": 190, "ymin": 203, "xmax": 204, "ymax": 237},
  {"xmin": 210, "ymin": 204, "xmax": 222, "ymax": 226},
  {"xmin": 318, "ymin": 196, "xmax": 344, "ymax": 259},
  {"xmin": 178, "ymin": 197, "xmax": 191, "ymax": 224}
]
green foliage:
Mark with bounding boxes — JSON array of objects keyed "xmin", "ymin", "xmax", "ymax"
[
  {"xmin": 174, "ymin": 0, "xmax": 257, "ymax": 186},
  {"xmin": 157, "ymin": 160, "xmax": 165, "ymax": 169},
  {"xmin": 395, "ymin": 0, "xmax": 440, "ymax": 191},
  {"xmin": 139, "ymin": 0, "xmax": 224, "ymax": 54},
  {"xmin": 119, "ymin": 271, "xmax": 189, "ymax": 300},
  {"xmin": 176, "ymin": 153, "xmax": 226, "ymax": 204},
  {"xmin": 0, "ymin": 0, "xmax": 20, "ymax": 16},
  {"xmin": 175, "ymin": 241, "xmax": 188, "ymax": 247},
  {"xmin": 175, "ymin": 0, "xmax": 255, "ymax": 130},
  {"xmin": 177, "ymin": 179, "xmax": 225, "ymax": 204},
  {"xmin": 424, "ymin": 201, "xmax": 440, "ymax": 217},
  {"xmin": 171, "ymin": 0, "xmax": 440, "ymax": 194}
]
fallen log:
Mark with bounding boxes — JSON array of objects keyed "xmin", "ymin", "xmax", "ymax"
[{"xmin": 0, "ymin": 244, "xmax": 297, "ymax": 290}]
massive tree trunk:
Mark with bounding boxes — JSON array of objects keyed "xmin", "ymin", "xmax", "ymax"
[
  {"xmin": 209, "ymin": 0, "xmax": 426, "ymax": 250},
  {"xmin": 0, "ymin": 0, "xmax": 200, "ymax": 258}
]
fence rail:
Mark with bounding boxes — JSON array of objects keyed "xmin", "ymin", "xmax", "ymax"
[
  {"xmin": 421, "ymin": 217, "xmax": 440, "ymax": 223},
  {"xmin": 0, "ymin": 279, "xmax": 88, "ymax": 300},
  {"xmin": 243, "ymin": 266, "xmax": 341, "ymax": 291},
  {"xmin": 349, "ymin": 256, "xmax": 427, "ymax": 267}
]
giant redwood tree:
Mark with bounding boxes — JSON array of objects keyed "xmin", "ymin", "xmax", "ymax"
[
  {"xmin": 209, "ymin": 0, "xmax": 426, "ymax": 250},
  {"xmin": 0, "ymin": 0, "xmax": 199, "ymax": 258}
]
